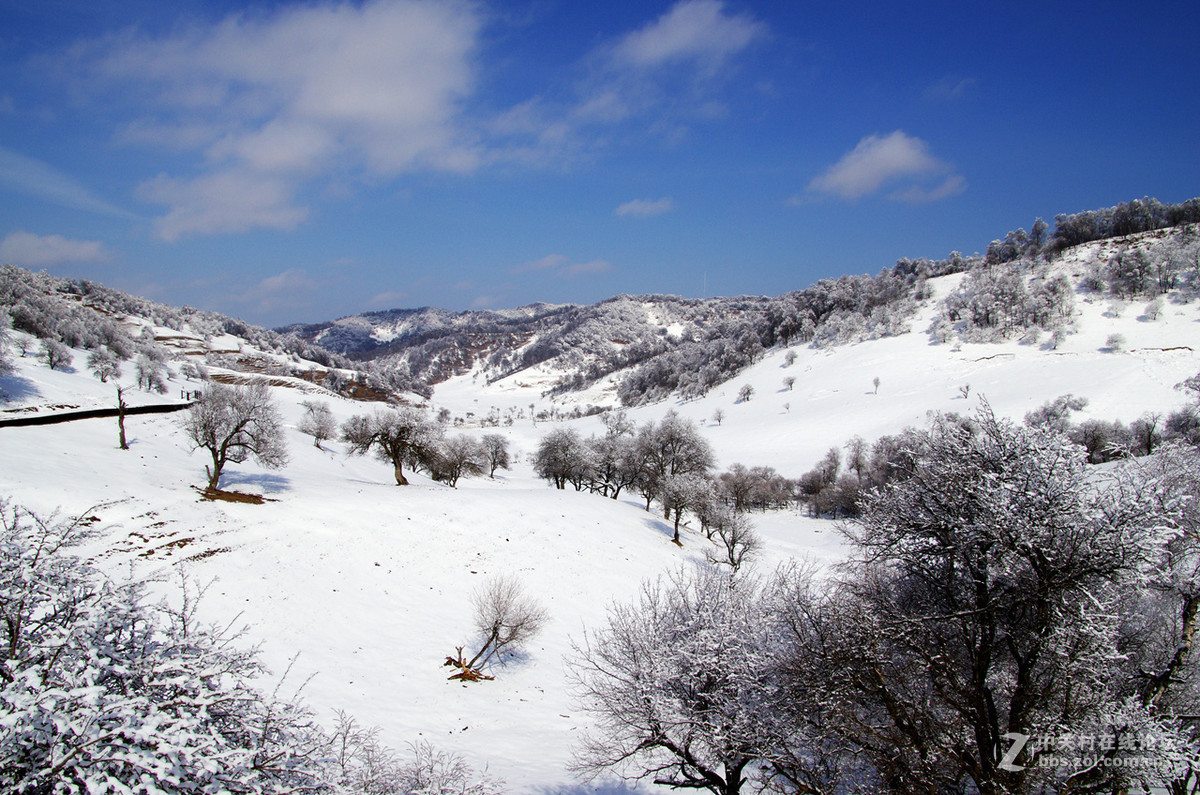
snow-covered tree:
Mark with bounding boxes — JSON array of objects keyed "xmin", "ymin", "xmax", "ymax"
[
  {"xmin": 296, "ymin": 399, "xmax": 337, "ymax": 449},
  {"xmin": 533, "ymin": 427, "xmax": 591, "ymax": 490},
  {"xmin": 635, "ymin": 411, "xmax": 714, "ymax": 512},
  {"xmin": 39, "ymin": 338, "xmax": 72, "ymax": 371},
  {"xmin": 480, "ymin": 433, "xmax": 511, "ymax": 478},
  {"xmin": 341, "ymin": 407, "xmax": 442, "ymax": 486},
  {"xmin": 180, "ymin": 382, "xmax": 289, "ymax": 491},
  {"xmin": 826, "ymin": 403, "xmax": 1163, "ymax": 793},
  {"xmin": 0, "ymin": 314, "xmax": 14, "ymax": 376},
  {"xmin": 87, "ymin": 347, "xmax": 121, "ymax": 383},
  {"xmin": 428, "ymin": 433, "xmax": 485, "ymax": 487},
  {"xmin": 570, "ymin": 567, "xmax": 793, "ymax": 795},
  {"xmin": 134, "ymin": 352, "xmax": 167, "ymax": 393}
]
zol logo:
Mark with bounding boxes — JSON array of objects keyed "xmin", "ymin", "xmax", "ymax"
[{"xmin": 998, "ymin": 732, "xmax": 1029, "ymax": 772}]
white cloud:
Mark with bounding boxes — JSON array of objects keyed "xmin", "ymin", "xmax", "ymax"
[
  {"xmin": 890, "ymin": 174, "xmax": 968, "ymax": 204},
  {"xmin": 0, "ymin": 231, "xmax": 111, "ymax": 266},
  {"xmin": 87, "ymin": 0, "xmax": 482, "ymax": 237},
  {"xmin": 490, "ymin": 1, "xmax": 766, "ymax": 167},
  {"xmin": 616, "ymin": 197, "xmax": 675, "ymax": 218},
  {"xmin": 611, "ymin": 0, "xmax": 765, "ymax": 70},
  {"xmin": 808, "ymin": 130, "xmax": 965, "ymax": 201},
  {"xmin": 137, "ymin": 170, "xmax": 309, "ymax": 241},
  {"xmin": 0, "ymin": 145, "xmax": 136, "ymax": 219}
]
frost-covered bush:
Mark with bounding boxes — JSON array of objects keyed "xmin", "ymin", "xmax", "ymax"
[{"xmin": 0, "ymin": 500, "xmax": 328, "ymax": 793}]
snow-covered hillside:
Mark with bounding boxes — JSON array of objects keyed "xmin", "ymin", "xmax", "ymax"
[{"xmin": 2, "ymin": 238, "xmax": 1200, "ymax": 791}]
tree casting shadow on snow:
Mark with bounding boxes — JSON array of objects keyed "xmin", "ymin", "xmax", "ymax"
[
  {"xmin": 0, "ymin": 374, "xmax": 40, "ymax": 403},
  {"xmin": 217, "ymin": 471, "xmax": 293, "ymax": 495}
]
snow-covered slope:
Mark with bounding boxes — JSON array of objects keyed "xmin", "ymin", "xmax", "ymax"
[{"xmin": 2, "ymin": 252, "xmax": 1200, "ymax": 792}]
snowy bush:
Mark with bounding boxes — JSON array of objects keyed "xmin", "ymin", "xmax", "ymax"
[{"xmin": 0, "ymin": 500, "xmax": 328, "ymax": 793}]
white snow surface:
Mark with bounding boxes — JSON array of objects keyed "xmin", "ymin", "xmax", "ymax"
[{"xmin": 2, "ymin": 270, "xmax": 1199, "ymax": 793}]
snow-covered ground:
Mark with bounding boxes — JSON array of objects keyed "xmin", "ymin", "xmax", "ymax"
[{"xmin": 2, "ymin": 268, "xmax": 1199, "ymax": 792}]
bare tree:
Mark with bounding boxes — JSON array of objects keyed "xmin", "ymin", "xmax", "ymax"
[
  {"xmin": 737, "ymin": 383, "xmax": 754, "ymax": 403},
  {"xmin": 428, "ymin": 434, "xmax": 484, "ymax": 487},
  {"xmin": 341, "ymin": 407, "xmax": 441, "ymax": 486},
  {"xmin": 872, "ymin": 375, "xmax": 880, "ymax": 394},
  {"xmin": 445, "ymin": 575, "xmax": 548, "ymax": 682},
  {"xmin": 116, "ymin": 385, "xmax": 129, "ymax": 450},
  {"xmin": 40, "ymin": 339, "xmax": 72, "ymax": 371},
  {"xmin": 712, "ymin": 408, "xmax": 725, "ymax": 426},
  {"xmin": 296, "ymin": 400, "xmax": 337, "ymax": 449},
  {"xmin": 480, "ymin": 433, "xmax": 511, "ymax": 478},
  {"xmin": 180, "ymin": 382, "xmax": 288, "ymax": 491},
  {"xmin": 782, "ymin": 376, "xmax": 795, "ymax": 391},
  {"xmin": 705, "ymin": 510, "xmax": 762, "ymax": 573}
]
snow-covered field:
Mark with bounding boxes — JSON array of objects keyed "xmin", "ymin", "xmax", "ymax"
[{"xmin": 2, "ymin": 267, "xmax": 1199, "ymax": 792}]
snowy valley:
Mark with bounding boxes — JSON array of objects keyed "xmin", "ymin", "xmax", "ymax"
[{"xmin": 3, "ymin": 213, "xmax": 1200, "ymax": 794}]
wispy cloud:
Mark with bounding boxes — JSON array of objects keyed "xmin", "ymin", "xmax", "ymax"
[
  {"xmin": 137, "ymin": 170, "xmax": 309, "ymax": 241},
  {"xmin": 0, "ymin": 145, "xmax": 136, "ymax": 219},
  {"xmin": 808, "ymin": 130, "xmax": 965, "ymax": 202},
  {"xmin": 232, "ymin": 268, "xmax": 320, "ymax": 315},
  {"xmin": 511, "ymin": 253, "xmax": 569, "ymax": 275},
  {"xmin": 491, "ymin": 1, "xmax": 766, "ymax": 167},
  {"xmin": 609, "ymin": 0, "xmax": 766, "ymax": 71},
  {"xmin": 0, "ymin": 230, "xmax": 111, "ymax": 266},
  {"xmin": 511, "ymin": 253, "xmax": 610, "ymax": 279},
  {"xmin": 616, "ymin": 197, "xmax": 675, "ymax": 218},
  {"xmin": 561, "ymin": 259, "xmax": 611, "ymax": 278},
  {"xmin": 80, "ymin": 0, "xmax": 482, "ymax": 239},
  {"xmin": 367, "ymin": 289, "xmax": 408, "ymax": 309},
  {"xmin": 924, "ymin": 76, "xmax": 976, "ymax": 101}
]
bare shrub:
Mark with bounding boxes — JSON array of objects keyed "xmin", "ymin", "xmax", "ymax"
[{"xmin": 445, "ymin": 575, "xmax": 548, "ymax": 681}]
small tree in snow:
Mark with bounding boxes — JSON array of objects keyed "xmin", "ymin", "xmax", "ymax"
[
  {"xmin": 783, "ymin": 349, "xmax": 797, "ymax": 367},
  {"xmin": 180, "ymin": 382, "xmax": 289, "ymax": 491},
  {"xmin": 872, "ymin": 375, "xmax": 880, "ymax": 394},
  {"xmin": 135, "ymin": 353, "xmax": 167, "ymax": 393},
  {"xmin": 87, "ymin": 348, "xmax": 121, "ymax": 383},
  {"xmin": 480, "ymin": 433, "xmax": 511, "ymax": 478},
  {"xmin": 40, "ymin": 338, "xmax": 72, "ymax": 370},
  {"xmin": 297, "ymin": 400, "xmax": 337, "ymax": 449},
  {"xmin": 705, "ymin": 509, "xmax": 762, "ymax": 573},
  {"xmin": 737, "ymin": 383, "xmax": 754, "ymax": 403},
  {"xmin": 783, "ymin": 376, "xmax": 795, "ymax": 391},
  {"xmin": 445, "ymin": 575, "xmax": 548, "ymax": 682},
  {"xmin": 712, "ymin": 408, "xmax": 725, "ymax": 426},
  {"xmin": 428, "ymin": 434, "xmax": 485, "ymax": 487}
]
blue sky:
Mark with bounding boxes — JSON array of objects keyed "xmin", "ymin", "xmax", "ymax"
[{"xmin": 1, "ymin": 0, "xmax": 1198, "ymax": 327}]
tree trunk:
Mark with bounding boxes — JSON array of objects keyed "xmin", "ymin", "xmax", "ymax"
[
  {"xmin": 393, "ymin": 460, "xmax": 409, "ymax": 486},
  {"xmin": 116, "ymin": 387, "xmax": 129, "ymax": 450}
]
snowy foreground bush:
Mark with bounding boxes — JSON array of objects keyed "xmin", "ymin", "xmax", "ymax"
[{"xmin": 0, "ymin": 500, "xmax": 502, "ymax": 795}]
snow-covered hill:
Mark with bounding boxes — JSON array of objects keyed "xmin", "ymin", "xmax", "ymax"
[{"xmin": 3, "ymin": 225, "xmax": 1200, "ymax": 792}]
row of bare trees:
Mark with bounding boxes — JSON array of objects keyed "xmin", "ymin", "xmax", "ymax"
[{"xmin": 176, "ymin": 384, "xmax": 512, "ymax": 492}]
